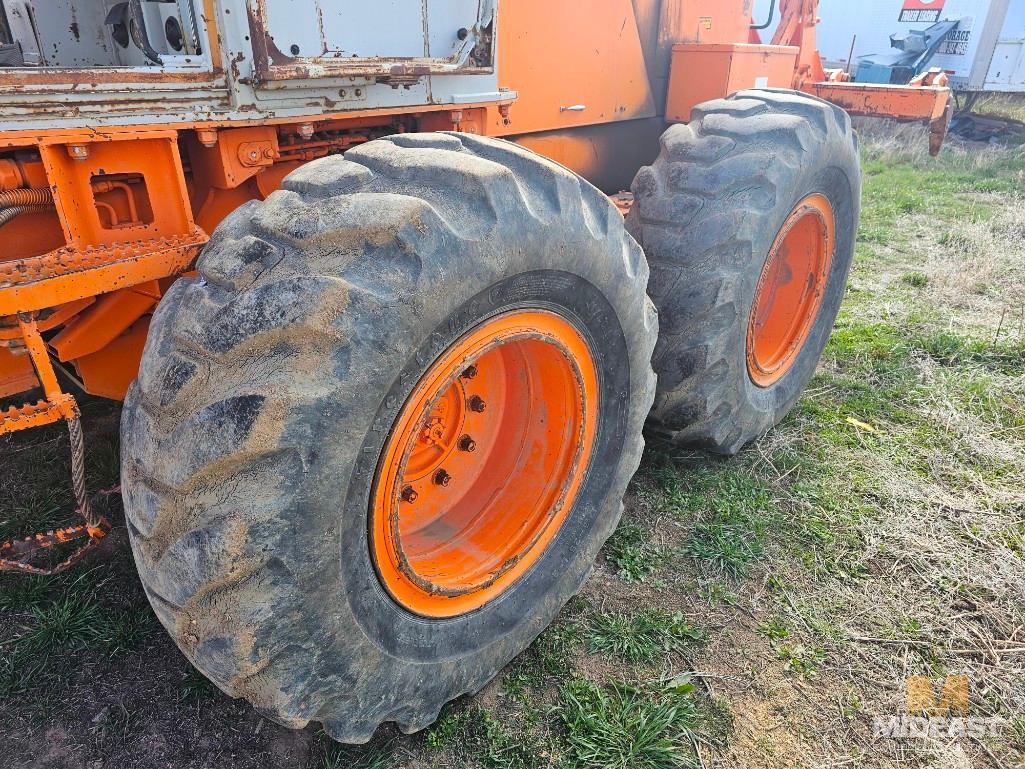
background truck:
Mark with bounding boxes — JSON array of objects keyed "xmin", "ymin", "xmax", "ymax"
[{"xmin": 0, "ymin": 0, "xmax": 951, "ymax": 742}]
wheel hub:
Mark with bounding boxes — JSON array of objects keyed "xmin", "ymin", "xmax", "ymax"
[
  {"xmin": 747, "ymin": 194, "xmax": 836, "ymax": 387},
  {"xmin": 370, "ymin": 309, "xmax": 599, "ymax": 618}
]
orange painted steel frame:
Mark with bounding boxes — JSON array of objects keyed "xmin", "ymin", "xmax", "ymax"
[
  {"xmin": 0, "ymin": 0, "xmax": 951, "ymax": 439},
  {"xmin": 0, "ymin": 105, "xmax": 501, "ymax": 419}
]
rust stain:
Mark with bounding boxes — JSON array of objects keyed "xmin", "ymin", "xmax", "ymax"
[{"xmin": 0, "ymin": 67, "xmax": 223, "ymax": 87}]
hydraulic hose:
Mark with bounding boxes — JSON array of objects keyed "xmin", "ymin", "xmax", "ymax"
[
  {"xmin": 0, "ymin": 187, "xmax": 53, "ymax": 208},
  {"xmin": 751, "ymin": 0, "xmax": 777, "ymax": 30},
  {"xmin": 0, "ymin": 204, "xmax": 48, "ymax": 229},
  {"xmin": 0, "ymin": 188, "xmax": 55, "ymax": 230}
]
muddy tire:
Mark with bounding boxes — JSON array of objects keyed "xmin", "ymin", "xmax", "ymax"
[
  {"xmin": 628, "ymin": 89, "xmax": 861, "ymax": 454},
  {"xmin": 120, "ymin": 133, "xmax": 657, "ymax": 741}
]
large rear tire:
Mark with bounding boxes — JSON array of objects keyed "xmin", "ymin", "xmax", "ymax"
[
  {"xmin": 628, "ymin": 89, "xmax": 861, "ymax": 454},
  {"xmin": 120, "ymin": 133, "xmax": 657, "ymax": 741}
]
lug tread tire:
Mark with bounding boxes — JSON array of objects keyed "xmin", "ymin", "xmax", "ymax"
[
  {"xmin": 627, "ymin": 89, "xmax": 860, "ymax": 454},
  {"xmin": 122, "ymin": 132, "xmax": 657, "ymax": 741}
]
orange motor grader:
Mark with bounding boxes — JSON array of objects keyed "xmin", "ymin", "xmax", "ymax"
[{"xmin": 0, "ymin": 0, "xmax": 949, "ymax": 741}]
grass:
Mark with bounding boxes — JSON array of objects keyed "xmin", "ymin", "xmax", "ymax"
[
  {"xmin": 902, "ymin": 271, "xmax": 929, "ymax": 288},
  {"xmin": 18, "ymin": 597, "xmax": 105, "ymax": 653},
  {"xmin": 558, "ymin": 680, "xmax": 700, "ymax": 769},
  {"xmin": 425, "ymin": 704, "xmax": 553, "ymax": 769},
  {"xmin": 92, "ymin": 701, "xmax": 137, "ymax": 747},
  {"xmin": 973, "ymin": 93, "xmax": 1025, "ymax": 123},
  {"xmin": 585, "ymin": 611, "xmax": 705, "ymax": 663},
  {"xmin": 774, "ymin": 644, "xmax": 827, "ymax": 680},
  {"xmin": 501, "ymin": 616, "xmax": 582, "ymax": 698},
  {"xmin": 178, "ymin": 667, "xmax": 220, "ymax": 704},
  {"xmin": 322, "ymin": 743, "xmax": 396, "ymax": 769},
  {"xmin": 604, "ymin": 523, "xmax": 665, "ymax": 582},
  {"xmin": 0, "ymin": 583, "xmax": 159, "ymax": 710},
  {"xmin": 1, "ymin": 131, "xmax": 1023, "ymax": 768}
]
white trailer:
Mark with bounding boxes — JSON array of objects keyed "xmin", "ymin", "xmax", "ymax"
[
  {"xmin": 752, "ymin": 0, "xmax": 1025, "ymax": 91},
  {"xmin": 813, "ymin": 0, "xmax": 1025, "ymax": 92}
]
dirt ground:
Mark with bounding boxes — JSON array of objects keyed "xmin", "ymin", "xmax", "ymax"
[{"xmin": 1, "ymin": 126, "xmax": 1023, "ymax": 769}]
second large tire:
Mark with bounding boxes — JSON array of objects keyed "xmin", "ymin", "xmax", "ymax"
[
  {"xmin": 628, "ymin": 89, "xmax": 862, "ymax": 454},
  {"xmin": 120, "ymin": 133, "xmax": 657, "ymax": 741}
]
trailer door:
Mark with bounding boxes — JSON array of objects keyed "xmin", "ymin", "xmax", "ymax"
[{"xmin": 985, "ymin": 0, "xmax": 1025, "ymax": 90}]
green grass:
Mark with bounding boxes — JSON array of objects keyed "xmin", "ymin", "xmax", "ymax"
[
  {"xmin": 426, "ymin": 704, "xmax": 552, "ymax": 769},
  {"xmin": 755, "ymin": 619, "xmax": 791, "ymax": 642},
  {"xmin": 682, "ymin": 520, "xmax": 765, "ymax": 578},
  {"xmin": 1007, "ymin": 715, "xmax": 1025, "ymax": 747},
  {"xmin": 604, "ymin": 523, "xmax": 665, "ymax": 583},
  {"xmin": 0, "ymin": 575, "xmax": 54, "ymax": 612},
  {"xmin": 775, "ymin": 644, "xmax": 827, "ymax": 680},
  {"xmin": 502, "ymin": 618, "xmax": 582, "ymax": 698},
  {"xmin": 178, "ymin": 667, "xmax": 220, "ymax": 704},
  {"xmin": 93, "ymin": 607, "xmax": 158, "ymax": 658},
  {"xmin": 696, "ymin": 582, "xmax": 739, "ymax": 607},
  {"xmin": 92, "ymin": 701, "xmax": 137, "ymax": 747},
  {"xmin": 585, "ymin": 611, "xmax": 705, "ymax": 663},
  {"xmin": 973, "ymin": 93, "xmax": 1025, "ymax": 123},
  {"xmin": 558, "ymin": 680, "xmax": 700, "ymax": 769},
  {"xmin": 322, "ymin": 738, "xmax": 398, "ymax": 769},
  {"xmin": 18, "ymin": 597, "xmax": 105, "ymax": 653},
  {"xmin": 637, "ymin": 460, "xmax": 779, "ymax": 579},
  {"xmin": 1, "ymin": 569, "xmax": 156, "ymax": 661},
  {"xmin": 901, "ymin": 271, "xmax": 929, "ymax": 288},
  {"xmin": 857, "ymin": 136, "xmax": 1025, "ymax": 250}
]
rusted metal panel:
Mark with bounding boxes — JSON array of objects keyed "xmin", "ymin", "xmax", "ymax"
[
  {"xmin": 0, "ymin": 230, "xmax": 205, "ymax": 315},
  {"xmin": 246, "ymin": 0, "xmax": 495, "ymax": 83},
  {"xmin": 0, "ymin": 0, "xmax": 504, "ymax": 131}
]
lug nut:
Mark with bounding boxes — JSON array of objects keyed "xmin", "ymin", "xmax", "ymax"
[
  {"xmin": 433, "ymin": 469, "xmax": 452, "ymax": 487},
  {"xmin": 458, "ymin": 434, "xmax": 477, "ymax": 452},
  {"xmin": 401, "ymin": 486, "xmax": 418, "ymax": 503},
  {"xmin": 461, "ymin": 365, "xmax": 478, "ymax": 379},
  {"xmin": 468, "ymin": 395, "xmax": 486, "ymax": 413}
]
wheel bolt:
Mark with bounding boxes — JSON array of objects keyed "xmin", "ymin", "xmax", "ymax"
[
  {"xmin": 462, "ymin": 365, "xmax": 478, "ymax": 379},
  {"xmin": 458, "ymin": 434, "xmax": 477, "ymax": 452},
  {"xmin": 468, "ymin": 395, "xmax": 486, "ymax": 413},
  {"xmin": 401, "ymin": 486, "xmax": 418, "ymax": 503},
  {"xmin": 434, "ymin": 468, "xmax": 452, "ymax": 487}
]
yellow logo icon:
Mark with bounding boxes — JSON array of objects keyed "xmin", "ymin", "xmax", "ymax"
[{"xmin": 906, "ymin": 675, "xmax": 969, "ymax": 716}]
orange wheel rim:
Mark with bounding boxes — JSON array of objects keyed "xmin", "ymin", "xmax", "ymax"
[
  {"xmin": 747, "ymin": 194, "xmax": 835, "ymax": 387},
  {"xmin": 370, "ymin": 309, "xmax": 599, "ymax": 618}
]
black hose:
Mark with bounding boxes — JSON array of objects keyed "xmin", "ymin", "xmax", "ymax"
[
  {"xmin": 0, "ymin": 187, "xmax": 53, "ymax": 208},
  {"xmin": 751, "ymin": 0, "xmax": 777, "ymax": 30},
  {"xmin": 0, "ymin": 204, "xmax": 47, "ymax": 228}
]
